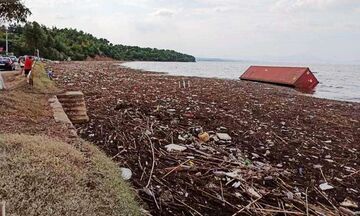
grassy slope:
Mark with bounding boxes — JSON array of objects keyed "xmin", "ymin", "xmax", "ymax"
[
  {"xmin": 32, "ymin": 63, "xmax": 60, "ymax": 93},
  {"xmin": 0, "ymin": 134, "xmax": 140, "ymax": 216},
  {"xmin": 0, "ymin": 64, "xmax": 141, "ymax": 215}
]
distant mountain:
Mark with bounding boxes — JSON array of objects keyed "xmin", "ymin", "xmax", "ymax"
[{"xmin": 196, "ymin": 57, "xmax": 245, "ymax": 62}]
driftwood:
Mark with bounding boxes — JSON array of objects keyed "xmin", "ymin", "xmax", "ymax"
[{"xmin": 53, "ymin": 61, "xmax": 360, "ymax": 216}]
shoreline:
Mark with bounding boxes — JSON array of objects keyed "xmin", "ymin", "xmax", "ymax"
[{"xmin": 53, "ymin": 61, "xmax": 360, "ymax": 215}]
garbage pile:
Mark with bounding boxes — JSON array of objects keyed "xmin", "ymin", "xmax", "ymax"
[{"xmin": 53, "ymin": 61, "xmax": 360, "ymax": 216}]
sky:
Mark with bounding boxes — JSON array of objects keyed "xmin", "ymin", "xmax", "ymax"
[{"xmin": 25, "ymin": 0, "xmax": 360, "ymax": 64}]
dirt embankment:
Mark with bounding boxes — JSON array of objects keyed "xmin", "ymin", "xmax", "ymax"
[{"xmin": 53, "ymin": 61, "xmax": 360, "ymax": 216}]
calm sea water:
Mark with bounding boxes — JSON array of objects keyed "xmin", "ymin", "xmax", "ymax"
[{"xmin": 122, "ymin": 61, "xmax": 360, "ymax": 103}]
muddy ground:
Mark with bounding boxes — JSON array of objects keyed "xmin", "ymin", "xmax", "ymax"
[{"xmin": 53, "ymin": 61, "xmax": 359, "ymax": 215}]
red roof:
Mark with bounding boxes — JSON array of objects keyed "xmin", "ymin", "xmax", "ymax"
[{"xmin": 240, "ymin": 66, "xmax": 319, "ymax": 89}]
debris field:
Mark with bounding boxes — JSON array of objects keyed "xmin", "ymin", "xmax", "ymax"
[{"xmin": 53, "ymin": 61, "xmax": 360, "ymax": 215}]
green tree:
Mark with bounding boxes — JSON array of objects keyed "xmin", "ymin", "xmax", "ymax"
[
  {"xmin": 0, "ymin": 21, "xmax": 196, "ymax": 62},
  {"xmin": 23, "ymin": 22, "xmax": 46, "ymax": 54},
  {"xmin": 0, "ymin": 0, "xmax": 31, "ymax": 23}
]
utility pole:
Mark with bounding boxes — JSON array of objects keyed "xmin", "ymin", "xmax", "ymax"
[{"xmin": 5, "ymin": 26, "xmax": 8, "ymax": 56}]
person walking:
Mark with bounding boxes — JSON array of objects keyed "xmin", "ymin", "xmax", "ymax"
[
  {"xmin": 18, "ymin": 56, "xmax": 25, "ymax": 75},
  {"xmin": 24, "ymin": 56, "xmax": 33, "ymax": 77}
]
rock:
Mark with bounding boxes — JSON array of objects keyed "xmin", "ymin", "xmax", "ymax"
[
  {"xmin": 276, "ymin": 163, "xmax": 283, "ymax": 168},
  {"xmin": 120, "ymin": 168, "xmax": 132, "ymax": 180},
  {"xmin": 165, "ymin": 144, "xmax": 187, "ymax": 152},
  {"xmin": 341, "ymin": 198, "xmax": 358, "ymax": 209},
  {"xmin": 216, "ymin": 133, "xmax": 232, "ymax": 141},
  {"xmin": 198, "ymin": 132, "xmax": 210, "ymax": 142},
  {"xmin": 319, "ymin": 182, "xmax": 334, "ymax": 191}
]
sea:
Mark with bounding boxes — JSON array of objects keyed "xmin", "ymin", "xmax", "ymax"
[{"xmin": 122, "ymin": 61, "xmax": 360, "ymax": 103}]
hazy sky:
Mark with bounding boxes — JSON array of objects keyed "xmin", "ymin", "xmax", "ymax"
[{"xmin": 25, "ymin": 0, "xmax": 360, "ymax": 63}]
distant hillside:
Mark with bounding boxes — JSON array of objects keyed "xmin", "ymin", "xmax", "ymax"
[
  {"xmin": 196, "ymin": 57, "xmax": 244, "ymax": 62},
  {"xmin": 0, "ymin": 22, "xmax": 195, "ymax": 62}
]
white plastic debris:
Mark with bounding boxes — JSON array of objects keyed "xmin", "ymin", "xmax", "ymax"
[
  {"xmin": 340, "ymin": 198, "xmax": 358, "ymax": 208},
  {"xmin": 120, "ymin": 168, "xmax": 132, "ymax": 180},
  {"xmin": 178, "ymin": 135, "xmax": 186, "ymax": 141},
  {"xmin": 213, "ymin": 171, "xmax": 226, "ymax": 177},
  {"xmin": 232, "ymin": 181, "xmax": 241, "ymax": 188},
  {"xmin": 286, "ymin": 192, "xmax": 294, "ymax": 200},
  {"xmin": 234, "ymin": 192, "xmax": 242, "ymax": 198},
  {"xmin": 225, "ymin": 170, "xmax": 244, "ymax": 180},
  {"xmin": 319, "ymin": 182, "xmax": 334, "ymax": 191},
  {"xmin": 216, "ymin": 133, "xmax": 232, "ymax": 141},
  {"xmin": 264, "ymin": 150, "xmax": 271, "ymax": 156},
  {"xmin": 167, "ymin": 109, "xmax": 176, "ymax": 113},
  {"xmin": 165, "ymin": 144, "xmax": 187, "ymax": 152}
]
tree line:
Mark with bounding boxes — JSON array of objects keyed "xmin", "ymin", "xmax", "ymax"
[{"xmin": 0, "ymin": 22, "xmax": 196, "ymax": 62}]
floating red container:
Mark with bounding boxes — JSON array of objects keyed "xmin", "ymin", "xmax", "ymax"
[{"xmin": 240, "ymin": 66, "xmax": 319, "ymax": 90}]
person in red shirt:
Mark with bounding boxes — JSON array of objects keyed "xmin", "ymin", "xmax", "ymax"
[{"xmin": 24, "ymin": 56, "xmax": 33, "ymax": 77}]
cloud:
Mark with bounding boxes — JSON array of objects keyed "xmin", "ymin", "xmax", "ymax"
[
  {"xmin": 272, "ymin": 0, "xmax": 360, "ymax": 12},
  {"xmin": 23, "ymin": 0, "xmax": 360, "ymax": 63},
  {"xmin": 151, "ymin": 9, "xmax": 176, "ymax": 17}
]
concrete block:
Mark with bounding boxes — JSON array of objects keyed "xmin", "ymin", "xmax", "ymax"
[{"xmin": 57, "ymin": 91, "xmax": 89, "ymax": 124}]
